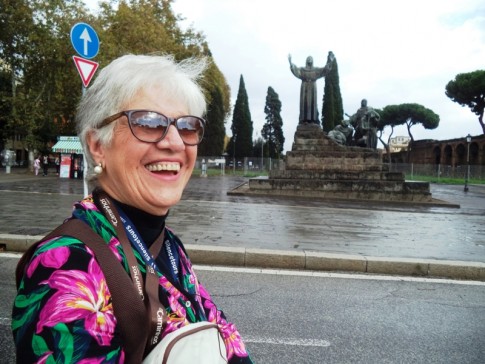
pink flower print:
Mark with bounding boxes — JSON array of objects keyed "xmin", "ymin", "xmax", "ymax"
[
  {"xmin": 159, "ymin": 275, "xmax": 187, "ymax": 318},
  {"xmin": 79, "ymin": 196, "xmax": 97, "ymax": 210},
  {"xmin": 163, "ymin": 314, "xmax": 187, "ymax": 335},
  {"xmin": 36, "ymin": 351, "xmax": 53, "ymax": 364},
  {"xmin": 198, "ymin": 285, "xmax": 249, "ymax": 359},
  {"xmin": 199, "ymin": 285, "xmax": 223, "ymax": 323},
  {"xmin": 37, "ymin": 257, "xmax": 116, "ymax": 346},
  {"xmin": 27, "ymin": 245, "xmax": 70, "ymax": 278},
  {"xmin": 77, "ymin": 357, "xmax": 106, "ymax": 364},
  {"xmin": 219, "ymin": 323, "xmax": 250, "ymax": 360},
  {"xmin": 108, "ymin": 237, "xmax": 122, "ymax": 261}
]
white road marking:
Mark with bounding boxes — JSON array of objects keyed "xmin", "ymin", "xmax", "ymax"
[
  {"xmin": 0, "ymin": 252, "xmax": 23, "ymax": 258},
  {"xmin": 244, "ymin": 335, "xmax": 331, "ymax": 347}
]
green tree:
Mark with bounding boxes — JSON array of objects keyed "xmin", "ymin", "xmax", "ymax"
[
  {"xmin": 198, "ymin": 58, "xmax": 231, "ymax": 156},
  {"xmin": 380, "ymin": 103, "xmax": 439, "ymax": 143},
  {"xmin": 321, "ymin": 51, "xmax": 343, "ymax": 133},
  {"xmin": 0, "ymin": 0, "xmax": 231, "ymax": 159},
  {"xmin": 98, "ymin": 0, "xmax": 180, "ymax": 61},
  {"xmin": 262, "ymin": 86, "xmax": 284, "ymax": 158},
  {"xmin": 252, "ymin": 137, "xmax": 266, "ymax": 158},
  {"xmin": 228, "ymin": 75, "xmax": 253, "ymax": 158},
  {"xmin": 199, "ymin": 79, "xmax": 226, "ymax": 156},
  {"xmin": 0, "ymin": 0, "xmax": 35, "ymax": 149},
  {"xmin": 0, "ymin": 67, "xmax": 12, "ymax": 150},
  {"xmin": 445, "ymin": 70, "xmax": 485, "ymax": 134},
  {"xmin": 0, "ymin": 0, "xmax": 89, "ymax": 153},
  {"xmin": 379, "ymin": 103, "xmax": 439, "ymax": 162}
]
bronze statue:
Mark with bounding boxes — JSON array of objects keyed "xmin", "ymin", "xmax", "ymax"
[
  {"xmin": 348, "ymin": 99, "xmax": 380, "ymax": 149},
  {"xmin": 288, "ymin": 52, "xmax": 334, "ymax": 124},
  {"xmin": 328, "ymin": 119, "xmax": 354, "ymax": 145}
]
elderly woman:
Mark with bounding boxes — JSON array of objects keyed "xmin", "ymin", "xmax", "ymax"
[{"xmin": 12, "ymin": 55, "xmax": 253, "ymax": 363}]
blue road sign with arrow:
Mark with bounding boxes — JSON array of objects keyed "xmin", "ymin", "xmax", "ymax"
[{"xmin": 70, "ymin": 23, "xmax": 99, "ymax": 59}]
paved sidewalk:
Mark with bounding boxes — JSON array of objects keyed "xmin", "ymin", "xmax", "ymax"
[{"xmin": 1, "ymin": 168, "xmax": 484, "ymax": 280}]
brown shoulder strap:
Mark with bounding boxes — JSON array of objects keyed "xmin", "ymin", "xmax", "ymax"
[{"xmin": 15, "ymin": 218, "xmax": 148, "ymax": 364}]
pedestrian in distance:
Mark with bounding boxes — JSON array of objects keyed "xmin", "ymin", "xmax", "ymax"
[
  {"xmin": 12, "ymin": 54, "xmax": 253, "ymax": 364},
  {"xmin": 55, "ymin": 156, "xmax": 60, "ymax": 175},
  {"xmin": 42, "ymin": 155, "xmax": 49, "ymax": 176},
  {"xmin": 33, "ymin": 156, "xmax": 40, "ymax": 176}
]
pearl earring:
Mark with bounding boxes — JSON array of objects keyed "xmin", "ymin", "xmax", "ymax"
[{"xmin": 94, "ymin": 163, "xmax": 103, "ymax": 175}]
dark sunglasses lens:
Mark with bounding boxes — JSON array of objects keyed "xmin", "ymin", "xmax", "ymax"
[
  {"xmin": 177, "ymin": 117, "xmax": 205, "ymax": 145},
  {"xmin": 129, "ymin": 111, "xmax": 168, "ymax": 141}
]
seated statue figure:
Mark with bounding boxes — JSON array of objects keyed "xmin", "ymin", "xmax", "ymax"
[
  {"xmin": 349, "ymin": 99, "xmax": 380, "ymax": 149},
  {"xmin": 328, "ymin": 119, "xmax": 353, "ymax": 145}
]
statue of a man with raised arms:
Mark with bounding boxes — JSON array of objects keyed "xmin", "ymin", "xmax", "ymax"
[{"xmin": 288, "ymin": 52, "xmax": 335, "ymax": 124}]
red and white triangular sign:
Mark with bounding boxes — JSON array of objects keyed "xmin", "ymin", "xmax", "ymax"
[{"xmin": 73, "ymin": 55, "xmax": 99, "ymax": 87}]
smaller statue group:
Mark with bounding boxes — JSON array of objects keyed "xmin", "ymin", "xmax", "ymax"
[{"xmin": 328, "ymin": 99, "xmax": 381, "ymax": 149}]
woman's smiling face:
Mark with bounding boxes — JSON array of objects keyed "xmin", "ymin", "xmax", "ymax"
[{"xmin": 89, "ymin": 87, "xmax": 197, "ymax": 215}]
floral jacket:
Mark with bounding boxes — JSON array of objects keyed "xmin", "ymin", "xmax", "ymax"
[{"xmin": 12, "ymin": 195, "xmax": 253, "ymax": 363}]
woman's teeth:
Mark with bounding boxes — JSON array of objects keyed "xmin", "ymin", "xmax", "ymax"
[{"xmin": 146, "ymin": 162, "xmax": 180, "ymax": 172}]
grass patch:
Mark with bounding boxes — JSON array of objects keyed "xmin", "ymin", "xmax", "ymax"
[{"xmin": 406, "ymin": 175, "xmax": 485, "ymax": 185}]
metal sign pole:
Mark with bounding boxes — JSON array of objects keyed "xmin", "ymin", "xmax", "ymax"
[{"xmin": 82, "ymin": 86, "xmax": 89, "ymax": 197}]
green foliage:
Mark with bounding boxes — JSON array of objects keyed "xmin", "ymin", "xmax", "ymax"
[
  {"xmin": 321, "ymin": 52, "xmax": 343, "ymax": 132},
  {"xmin": 0, "ymin": 0, "xmax": 230, "ymax": 156},
  {"xmin": 198, "ymin": 59, "xmax": 231, "ymax": 156},
  {"xmin": 228, "ymin": 75, "xmax": 253, "ymax": 158},
  {"xmin": 199, "ymin": 83, "xmax": 226, "ymax": 156},
  {"xmin": 445, "ymin": 70, "xmax": 485, "ymax": 134},
  {"xmin": 262, "ymin": 86, "xmax": 284, "ymax": 158},
  {"xmin": 0, "ymin": 68, "xmax": 12, "ymax": 149},
  {"xmin": 380, "ymin": 103, "xmax": 439, "ymax": 142}
]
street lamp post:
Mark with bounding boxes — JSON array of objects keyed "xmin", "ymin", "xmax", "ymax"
[
  {"xmin": 257, "ymin": 132, "xmax": 264, "ymax": 171},
  {"xmin": 233, "ymin": 133, "xmax": 237, "ymax": 175},
  {"xmin": 464, "ymin": 134, "xmax": 471, "ymax": 192}
]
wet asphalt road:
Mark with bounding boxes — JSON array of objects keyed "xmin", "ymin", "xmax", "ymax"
[{"xmin": 0, "ymin": 169, "xmax": 484, "ymax": 263}]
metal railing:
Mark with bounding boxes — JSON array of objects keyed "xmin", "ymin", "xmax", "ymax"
[
  {"xmin": 389, "ymin": 163, "xmax": 485, "ymax": 181},
  {"xmin": 195, "ymin": 158, "xmax": 485, "ymax": 181},
  {"xmin": 195, "ymin": 157, "xmax": 283, "ymax": 175}
]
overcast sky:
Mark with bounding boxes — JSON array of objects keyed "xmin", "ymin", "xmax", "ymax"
[{"xmin": 88, "ymin": 0, "xmax": 485, "ymax": 152}]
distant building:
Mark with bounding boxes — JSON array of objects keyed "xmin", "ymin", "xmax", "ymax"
[
  {"xmin": 389, "ymin": 136, "xmax": 411, "ymax": 152},
  {"xmin": 390, "ymin": 134, "xmax": 485, "ymax": 166}
]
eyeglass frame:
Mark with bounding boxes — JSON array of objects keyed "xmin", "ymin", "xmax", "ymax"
[{"xmin": 98, "ymin": 109, "xmax": 206, "ymax": 146}]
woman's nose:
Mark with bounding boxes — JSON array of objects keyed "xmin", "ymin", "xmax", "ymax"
[{"xmin": 156, "ymin": 124, "xmax": 185, "ymax": 150}]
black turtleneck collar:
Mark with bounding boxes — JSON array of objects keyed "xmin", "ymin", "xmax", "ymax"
[{"xmin": 112, "ymin": 200, "xmax": 168, "ymax": 247}]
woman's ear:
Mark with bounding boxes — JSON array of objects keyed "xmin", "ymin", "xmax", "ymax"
[{"xmin": 86, "ymin": 131, "xmax": 105, "ymax": 162}]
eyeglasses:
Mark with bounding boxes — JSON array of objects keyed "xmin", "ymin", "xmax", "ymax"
[{"xmin": 99, "ymin": 110, "xmax": 206, "ymax": 146}]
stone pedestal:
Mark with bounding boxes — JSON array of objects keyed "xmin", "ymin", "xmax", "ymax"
[{"xmin": 238, "ymin": 123, "xmax": 432, "ymax": 202}]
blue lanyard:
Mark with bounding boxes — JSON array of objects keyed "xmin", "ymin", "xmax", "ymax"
[
  {"xmin": 117, "ymin": 207, "xmax": 180, "ymax": 282},
  {"xmin": 163, "ymin": 235, "xmax": 180, "ymax": 282},
  {"xmin": 117, "ymin": 208, "xmax": 158, "ymax": 271}
]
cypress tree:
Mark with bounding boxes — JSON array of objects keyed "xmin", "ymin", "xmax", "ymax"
[
  {"xmin": 321, "ymin": 52, "xmax": 343, "ymax": 132},
  {"xmin": 262, "ymin": 86, "xmax": 285, "ymax": 158},
  {"xmin": 199, "ymin": 86, "xmax": 226, "ymax": 156},
  {"xmin": 228, "ymin": 75, "xmax": 253, "ymax": 158}
]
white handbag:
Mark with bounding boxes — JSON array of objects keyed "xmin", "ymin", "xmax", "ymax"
[{"xmin": 143, "ymin": 321, "xmax": 228, "ymax": 364}]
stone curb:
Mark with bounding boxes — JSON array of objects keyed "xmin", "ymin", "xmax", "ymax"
[{"xmin": 2, "ymin": 234, "xmax": 484, "ymax": 282}]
